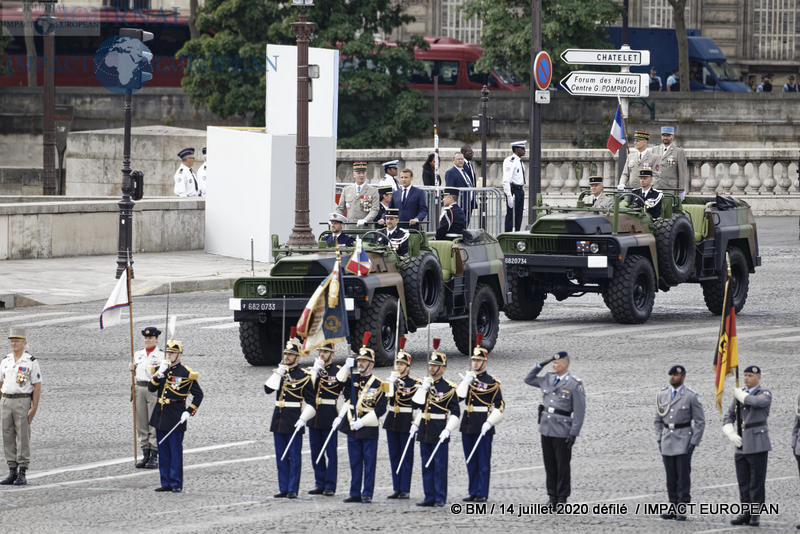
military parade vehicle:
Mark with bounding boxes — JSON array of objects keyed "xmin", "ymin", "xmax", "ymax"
[
  {"xmin": 230, "ymin": 228, "xmax": 507, "ymax": 366},
  {"xmin": 498, "ymin": 191, "xmax": 760, "ymax": 324}
]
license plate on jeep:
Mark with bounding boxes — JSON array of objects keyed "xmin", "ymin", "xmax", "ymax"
[
  {"xmin": 229, "ymin": 298, "xmax": 281, "ymax": 312},
  {"xmin": 504, "ymin": 256, "xmax": 528, "ymax": 265}
]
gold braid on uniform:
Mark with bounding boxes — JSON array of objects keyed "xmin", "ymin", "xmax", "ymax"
[
  {"xmin": 355, "ymin": 376, "xmax": 387, "ymax": 418},
  {"xmin": 159, "ymin": 367, "xmax": 200, "ymax": 415},
  {"xmin": 315, "ymin": 369, "xmax": 339, "ymax": 405},
  {"xmin": 423, "ymin": 382, "xmax": 457, "ymax": 419},
  {"xmin": 280, "ymin": 370, "xmax": 311, "ymax": 404},
  {"xmin": 466, "ymin": 381, "xmax": 501, "ymax": 412},
  {"xmin": 392, "ymin": 379, "xmax": 416, "ymax": 413}
]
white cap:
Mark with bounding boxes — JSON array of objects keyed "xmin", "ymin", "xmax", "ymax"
[
  {"xmin": 510, "ymin": 140, "xmax": 527, "ymax": 148},
  {"xmin": 382, "ymin": 159, "xmax": 399, "ymax": 169},
  {"xmin": 329, "ymin": 212, "xmax": 349, "ymax": 223}
]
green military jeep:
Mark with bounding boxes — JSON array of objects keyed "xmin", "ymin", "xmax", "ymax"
[
  {"xmin": 498, "ymin": 191, "xmax": 760, "ymax": 324},
  {"xmin": 230, "ymin": 228, "xmax": 507, "ymax": 366}
]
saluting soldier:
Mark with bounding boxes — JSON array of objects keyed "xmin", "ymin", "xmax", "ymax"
[
  {"xmin": 130, "ymin": 326, "xmax": 164, "ymax": 469},
  {"xmin": 632, "ymin": 168, "xmax": 664, "ymax": 219},
  {"xmin": 173, "ymin": 148, "xmax": 200, "ymax": 197},
  {"xmin": 336, "ymin": 161, "xmax": 380, "ymax": 226},
  {"xmin": 264, "ymin": 328, "xmax": 316, "ymax": 499},
  {"xmin": 306, "ymin": 341, "xmax": 344, "ymax": 496},
  {"xmin": 654, "ymin": 126, "xmax": 689, "ymax": 199},
  {"xmin": 148, "ymin": 340, "xmax": 203, "ymax": 493},
  {"xmin": 723, "ymin": 365, "xmax": 772, "ymax": 528},
  {"xmin": 436, "ymin": 187, "xmax": 466, "ymax": 240},
  {"xmin": 411, "ymin": 338, "xmax": 461, "ymax": 507},
  {"xmin": 524, "ymin": 351, "xmax": 586, "ymax": 507},
  {"xmin": 456, "ymin": 334, "xmax": 505, "ymax": 503},
  {"xmin": 655, "ymin": 365, "xmax": 705, "ymax": 521},
  {"xmin": 376, "ymin": 208, "xmax": 410, "ymax": 256},
  {"xmin": 618, "ymin": 130, "xmax": 660, "ymax": 189},
  {"xmin": 384, "ymin": 337, "xmax": 420, "ymax": 500},
  {"xmin": 336, "ymin": 332, "xmax": 388, "ymax": 504},
  {"xmin": 502, "ymin": 140, "xmax": 527, "ymax": 232},
  {"xmin": 0, "ymin": 328, "xmax": 42, "ymax": 486}
]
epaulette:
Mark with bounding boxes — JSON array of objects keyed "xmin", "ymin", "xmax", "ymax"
[
  {"xmin": 445, "ymin": 379, "xmax": 457, "ymax": 388},
  {"xmin": 184, "ymin": 366, "xmax": 199, "ymax": 381},
  {"xmin": 660, "ymin": 385, "xmax": 671, "ymax": 392},
  {"xmin": 29, "ymin": 356, "xmax": 36, "ymax": 361},
  {"xmin": 380, "ymin": 381, "xmax": 390, "ymax": 393},
  {"xmin": 301, "ymin": 368, "xmax": 311, "ymax": 375},
  {"xmin": 571, "ymin": 375, "xmax": 582, "ymax": 384},
  {"xmin": 179, "ymin": 168, "xmax": 183, "ymax": 173},
  {"xmin": 684, "ymin": 386, "xmax": 697, "ymax": 394},
  {"xmin": 510, "ymin": 156, "xmax": 516, "ymax": 161}
]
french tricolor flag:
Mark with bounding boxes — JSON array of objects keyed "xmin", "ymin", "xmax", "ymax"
[{"xmin": 606, "ymin": 106, "xmax": 626, "ymax": 155}]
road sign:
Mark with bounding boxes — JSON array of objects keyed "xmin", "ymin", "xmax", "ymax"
[
  {"xmin": 533, "ymin": 51, "xmax": 552, "ymax": 90},
  {"xmin": 560, "ymin": 71, "xmax": 649, "ymax": 98},
  {"xmin": 535, "ymin": 90, "xmax": 550, "ymax": 104},
  {"xmin": 560, "ymin": 49, "xmax": 650, "ymax": 66}
]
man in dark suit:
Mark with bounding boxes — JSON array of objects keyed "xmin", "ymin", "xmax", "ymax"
[
  {"xmin": 445, "ymin": 152, "xmax": 474, "ymax": 227},
  {"xmin": 390, "ymin": 168, "xmax": 428, "ymax": 230},
  {"xmin": 322, "ymin": 212, "xmax": 355, "ymax": 246}
]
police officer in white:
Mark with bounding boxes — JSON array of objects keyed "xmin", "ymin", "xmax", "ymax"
[
  {"xmin": 503, "ymin": 140, "xmax": 527, "ymax": 232},
  {"xmin": 173, "ymin": 148, "xmax": 200, "ymax": 197},
  {"xmin": 196, "ymin": 147, "xmax": 208, "ymax": 197},
  {"xmin": 129, "ymin": 326, "xmax": 164, "ymax": 469},
  {"xmin": 0, "ymin": 328, "xmax": 42, "ymax": 486},
  {"xmin": 379, "ymin": 160, "xmax": 400, "ymax": 192}
]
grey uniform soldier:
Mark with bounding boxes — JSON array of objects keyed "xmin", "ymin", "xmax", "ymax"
[
  {"xmin": 524, "ymin": 351, "xmax": 586, "ymax": 506},
  {"xmin": 130, "ymin": 326, "xmax": 164, "ymax": 469},
  {"xmin": 0, "ymin": 328, "xmax": 42, "ymax": 486},
  {"xmin": 618, "ymin": 130, "xmax": 660, "ymax": 189},
  {"xmin": 723, "ymin": 365, "xmax": 772, "ymax": 528},
  {"xmin": 654, "ymin": 126, "xmax": 689, "ymax": 198},
  {"xmin": 655, "ymin": 365, "xmax": 705, "ymax": 520},
  {"xmin": 336, "ymin": 161, "xmax": 380, "ymax": 225}
]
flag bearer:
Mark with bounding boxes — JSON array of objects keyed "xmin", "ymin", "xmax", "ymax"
[{"xmin": 130, "ymin": 326, "xmax": 164, "ymax": 469}]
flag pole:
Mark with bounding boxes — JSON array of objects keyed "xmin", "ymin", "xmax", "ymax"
[{"xmin": 126, "ymin": 251, "xmax": 137, "ymax": 465}]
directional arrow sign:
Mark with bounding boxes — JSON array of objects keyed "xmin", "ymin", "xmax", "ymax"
[
  {"xmin": 561, "ymin": 49, "xmax": 650, "ymax": 66},
  {"xmin": 560, "ymin": 71, "xmax": 650, "ymax": 98}
]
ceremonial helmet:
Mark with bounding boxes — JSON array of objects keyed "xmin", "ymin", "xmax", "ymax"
[
  {"xmin": 395, "ymin": 336, "xmax": 412, "ymax": 366},
  {"xmin": 471, "ymin": 333, "xmax": 488, "ymax": 361},
  {"xmin": 283, "ymin": 326, "xmax": 302, "ymax": 357},
  {"xmin": 357, "ymin": 331, "xmax": 375, "ymax": 363},
  {"xmin": 165, "ymin": 339, "xmax": 183, "ymax": 353},
  {"xmin": 428, "ymin": 338, "xmax": 446, "ymax": 366}
]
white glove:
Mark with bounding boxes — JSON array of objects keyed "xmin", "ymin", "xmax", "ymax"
[
  {"xmin": 275, "ymin": 365, "xmax": 288, "ymax": 376},
  {"xmin": 357, "ymin": 219, "xmax": 366, "ymax": 227},
  {"xmin": 409, "ymin": 424, "xmax": 419, "ymax": 435},
  {"xmin": 332, "ymin": 416, "xmax": 342, "ymax": 429},
  {"xmin": 506, "ymin": 195, "xmax": 514, "ymax": 208},
  {"xmin": 388, "ymin": 372, "xmax": 398, "ymax": 385},
  {"xmin": 679, "ymin": 191, "xmax": 686, "ymax": 201},
  {"xmin": 438, "ymin": 429, "xmax": 450, "ymax": 441},
  {"xmin": 344, "ymin": 357, "xmax": 355, "ymax": 369},
  {"xmin": 421, "ymin": 376, "xmax": 432, "ymax": 390},
  {"xmin": 294, "ymin": 418, "xmax": 306, "ymax": 430},
  {"xmin": 180, "ymin": 411, "xmax": 191, "ymax": 424},
  {"xmin": 156, "ymin": 362, "xmax": 169, "ymax": 378},
  {"xmin": 351, "ymin": 419, "xmax": 365, "ymax": 431},
  {"xmin": 733, "ymin": 387, "xmax": 748, "ymax": 403},
  {"xmin": 480, "ymin": 421, "xmax": 493, "ymax": 436},
  {"xmin": 722, "ymin": 423, "xmax": 742, "ymax": 448},
  {"xmin": 616, "ymin": 183, "xmax": 625, "ymax": 191},
  {"xmin": 312, "ymin": 359, "xmax": 324, "ymax": 373},
  {"xmin": 460, "ymin": 373, "xmax": 475, "ymax": 386}
]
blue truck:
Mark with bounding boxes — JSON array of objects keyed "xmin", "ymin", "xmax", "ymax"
[{"xmin": 606, "ymin": 27, "xmax": 749, "ymax": 92}]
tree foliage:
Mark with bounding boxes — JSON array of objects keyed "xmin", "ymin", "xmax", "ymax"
[{"xmin": 177, "ymin": 0, "xmax": 429, "ymax": 148}]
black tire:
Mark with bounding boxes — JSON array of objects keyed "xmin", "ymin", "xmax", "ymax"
[
  {"xmin": 701, "ymin": 247, "xmax": 750, "ymax": 315},
  {"xmin": 239, "ymin": 321, "xmax": 283, "ymax": 366},
  {"xmin": 399, "ymin": 252, "xmax": 444, "ymax": 326},
  {"xmin": 451, "ymin": 283, "xmax": 500, "ymax": 355},
  {"xmin": 350, "ymin": 293, "xmax": 403, "ymax": 367},
  {"xmin": 654, "ymin": 214, "xmax": 696, "ymax": 286},
  {"xmin": 504, "ymin": 271, "xmax": 546, "ymax": 320},
  {"xmin": 605, "ymin": 255, "xmax": 656, "ymax": 324}
]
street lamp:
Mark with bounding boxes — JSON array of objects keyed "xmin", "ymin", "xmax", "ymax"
[{"xmin": 286, "ymin": 0, "xmax": 317, "ymax": 247}]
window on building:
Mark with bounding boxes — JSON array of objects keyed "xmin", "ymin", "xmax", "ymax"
[
  {"xmin": 753, "ymin": 0, "xmax": 797, "ymax": 60},
  {"xmin": 640, "ymin": 0, "xmax": 697, "ymax": 28},
  {"xmin": 441, "ymin": 0, "xmax": 482, "ymax": 44}
]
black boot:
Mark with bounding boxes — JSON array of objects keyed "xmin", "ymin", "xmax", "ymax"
[
  {"xmin": 135, "ymin": 449, "xmax": 150, "ymax": 468},
  {"xmin": 730, "ymin": 514, "xmax": 751, "ymax": 526},
  {"xmin": 13, "ymin": 467, "xmax": 27, "ymax": 486},
  {"xmin": 0, "ymin": 467, "xmax": 17, "ymax": 485},
  {"xmin": 144, "ymin": 449, "xmax": 158, "ymax": 469}
]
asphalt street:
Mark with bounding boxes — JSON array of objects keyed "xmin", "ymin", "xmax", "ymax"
[{"xmin": 0, "ymin": 217, "xmax": 798, "ymax": 533}]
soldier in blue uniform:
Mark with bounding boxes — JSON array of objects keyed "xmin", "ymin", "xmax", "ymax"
[
  {"xmin": 306, "ymin": 341, "xmax": 344, "ymax": 496},
  {"xmin": 655, "ymin": 365, "xmax": 705, "ymax": 520},
  {"xmin": 322, "ymin": 212, "xmax": 355, "ymax": 247},
  {"xmin": 632, "ymin": 168, "xmax": 664, "ymax": 218},
  {"xmin": 411, "ymin": 338, "xmax": 461, "ymax": 507},
  {"xmin": 376, "ymin": 208, "xmax": 410, "ymax": 256},
  {"xmin": 384, "ymin": 336, "xmax": 420, "ymax": 499},
  {"xmin": 375, "ymin": 185, "xmax": 393, "ymax": 226},
  {"xmin": 148, "ymin": 340, "xmax": 203, "ymax": 493},
  {"xmin": 264, "ymin": 327, "xmax": 316, "ymax": 499},
  {"xmin": 525, "ymin": 351, "xmax": 586, "ymax": 507},
  {"xmin": 436, "ymin": 187, "xmax": 466, "ymax": 240},
  {"xmin": 457, "ymin": 334, "xmax": 505, "ymax": 502},
  {"xmin": 336, "ymin": 332, "xmax": 388, "ymax": 504}
]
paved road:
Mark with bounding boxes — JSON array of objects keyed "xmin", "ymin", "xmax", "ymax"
[{"xmin": 0, "ymin": 220, "xmax": 797, "ymax": 532}]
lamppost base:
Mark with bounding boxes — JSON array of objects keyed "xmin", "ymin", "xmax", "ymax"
[{"xmin": 286, "ymin": 226, "xmax": 317, "ymax": 247}]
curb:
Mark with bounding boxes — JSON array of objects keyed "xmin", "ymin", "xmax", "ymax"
[{"xmin": 137, "ymin": 277, "xmax": 238, "ymax": 297}]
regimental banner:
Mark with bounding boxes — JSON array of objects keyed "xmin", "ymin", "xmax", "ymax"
[{"xmin": 560, "ymin": 71, "xmax": 649, "ymax": 98}]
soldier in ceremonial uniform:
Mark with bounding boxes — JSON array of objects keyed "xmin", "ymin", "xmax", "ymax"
[
  {"xmin": 0, "ymin": 328, "xmax": 41, "ymax": 486},
  {"xmin": 376, "ymin": 208, "xmax": 410, "ymax": 255},
  {"xmin": 173, "ymin": 148, "xmax": 200, "ymax": 197},
  {"xmin": 375, "ymin": 185, "xmax": 393, "ymax": 226},
  {"xmin": 323, "ymin": 212, "xmax": 355, "ymax": 247},
  {"xmin": 379, "ymin": 160, "xmax": 400, "ymax": 191},
  {"xmin": 130, "ymin": 326, "xmax": 164, "ymax": 469},
  {"xmin": 632, "ymin": 168, "xmax": 664, "ymax": 219},
  {"xmin": 336, "ymin": 332, "xmax": 388, "ymax": 503},
  {"xmin": 384, "ymin": 337, "xmax": 420, "ymax": 499},
  {"xmin": 436, "ymin": 187, "xmax": 466, "ymax": 240},
  {"xmin": 264, "ymin": 328, "xmax": 316, "ymax": 499},
  {"xmin": 411, "ymin": 338, "xmax": 461, "ymax": 507},
  {"xmin": 524, "ymin": 351, "xmax": 586, "ymax": 506},
  {"xmin": 584, "ymin": 176, "xmax": 614, "ymax": 209},
  {"xmin": 654, "ymin": 126, "xmax": 688, "ymax": 199},
  {"xmin": 723, "ymin": 365, "xmax": 772, "ymax": 527},
  {"xmin": 618, "ymin": 130, "xmax": 660, "ymax": 189},
  {"xmin": 148, "ymin": 340, "xmax": 203, "ymax": 493},
  {"xmin": 336, "ymin": 161, "xmax": 380, "ymax": 226},
  {"xmin": 457, "ymin": 334, "xmax": 505, "ymax": 503},
  {"xmin": 306, "ymin": 341, "xmax": 344, "ymax": 496},
  {"xmin": 655, "ymin": 365, "xmax": 705, "ymax": 520},
  {"xmin": 502, "ymin": 140, "xmax": 527, "ymax": 232}
]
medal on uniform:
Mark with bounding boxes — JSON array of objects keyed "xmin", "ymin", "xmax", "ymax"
[
  {"xmin": 16, "ymin": 365, "xmax": 31, "ymax": 386},
  {"xmin": 656, "ymin": 391, "xmax": 670, "ymax": 417}
]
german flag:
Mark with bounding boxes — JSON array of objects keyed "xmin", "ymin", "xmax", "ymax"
[{"xmin": 714, "ymin": 255, "xmax": 738, "ymax": 412}]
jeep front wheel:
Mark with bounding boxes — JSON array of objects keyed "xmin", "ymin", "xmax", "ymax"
[
  {"xmin": 451, "ymin": 283, "xmax": 500, "ymax": 355},
  {"xmin": 604, "ymin": 255, "xmax": 656, "ymax": 324},
  {"xmin": 239, "ymin": 321, "xmax": 284, "ymax": 366},
  {"xmin": 701, "ymin": 247, "xmax": 750, "ymax": 315},
  {"xmin": 504, "ymin": 271, "xmax": 546, "ymax": 320},
  {"xmin": 350, "ymin": 293, "xmax": 403, "ymax": 367}
]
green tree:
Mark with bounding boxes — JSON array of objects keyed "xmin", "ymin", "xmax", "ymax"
[
  {"xmin": 463, "ymin": 0, "xmax": 623, "ymax": 85},
  {"xmin": 177, "ymin": 0, "xmax": 429, "ymax": 148}
]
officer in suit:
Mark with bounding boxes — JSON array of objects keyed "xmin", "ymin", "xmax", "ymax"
[
  {"xmin": 379, "ymin": 160, "xmax": 400, "ymax": 191},
  {"xmin": 502, "ymin": 140, "xmax": 527, "ymax": 232},
  {"xmin": 196, "ymin": 147, "xmax": 207, "ymax": 197},
  {"xmin": 436, "ymin": 187, "xmax": 466, "ymax": 240},
  {"xmin": 584, "ymin": 176, "xmax": 614, "ymax": 209},
  {"xmin": 618, "ymin": 130, "xmax": 660, "ymax": 189},
  {"xmin": 384, "ymin": 336, "xmax": 420, "ymax": 500},
  {"xmin": 376, "ymin": 208, "xmax": 410, "ymax": 255},
  {"xmin": 524, "ymin": 351, "xmax": 586, "ymax": 506},
  {"xmin": 148, "ymin": 340, "xmax": 203, "ymax": 493},
  {"xmin": 0, "ymin": 328, "xmax": 42, "ymax": 486},
  {"xmin": 655, "ymin": 365, "xmax": 705, "ymax": 520},
  {"xmin": 411, "ymin": 338, "xmax": 461, "ymax": 507},
  {"xmin": 306, "ymin": 341, "xmax": 344, "ymax": 496},
  {"xmin": 457, "ymin": 334, "xmax": 505, "ymax": 503},
  {"xmin": 632, "ymin": 168, "xmax": 664, "ymax": 219},
  {"xmin": 374, "ymin": 185, "xmax": 393, "ymax": 226},
  {"xmin": 654, "ymin": 126, "xmax": 688, "ymax": 199},
  {"xmin": 445, "ymin": 151, "xmax": 475, "ymax": 227},
  {"xmin": 173, "ymin": 148, "xmax": 200, "ymax": 197},
  {"xmin": 336, "ymin": 332, "xmax": 388, "ymax": 504},
  {"xmin": 264, "ymin": 329, "xmax": 316, "ymax": 499},
  {"xmin": 130, "ymin": 326, "xmax": 164, "ymax": 469},
  {"xmin": 390, "ymin": 168, "xmax": 428, "ymax": 230},
  {"xmin": 336, "ymin": 161, "xmax": 380, "ymax": 225},
  {"xmin": 461, "ymin": 145, "xmax": 477, "ymax": 186},
  {"xmin": 723, "ymin": 365, "xmax": 772, "ymax": 527},
  {"xmin": 322, "ymin": 212, "xmax": 355, "ymax": 247}
]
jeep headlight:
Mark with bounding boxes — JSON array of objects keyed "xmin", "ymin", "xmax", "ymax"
[
  {"xmin": 256, "ymin": 284, "xmax": 268, "ymax": 296},
  {"xmin": 589, "ymin": 243, "xmax": 600, "ymax": 254},
  {"xmin": 516, "ymin": 240, "xmax": 526, "ymax": 252}
]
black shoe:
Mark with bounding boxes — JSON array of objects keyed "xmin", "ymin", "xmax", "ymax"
[
  {"xmin": 0, "ymin": 468, "xmax": 17, "ymax": 485},
  {"xmin": 749, "ymin": 516, "xmax": 760, "ymax": 527},
  {"xmin": 362, "ymin": 496, "xmax": 372, "ymax": 504},
  {"xmin": 155, "ymin": 486, "xmax": 171, "ymax": 492},
  {"xmin": 462, "ymin": 495, "xmax": 476, "ymax": 502},
  {"xmin": 135, "ymin": 449, "xmax": 150, "ymax": 468},
  {"xmin": 273, "ymin": 491, "xmax": 288, "ymax": 498},
  {"xmin": 323, "ymin": 489, "xmax": 335, "ymax": 496},
  {"xmin": 731, "ymin": 515, "xmax": 751, "ymax": 526},
  {"xmin": 12, "ymin": 468, "xmax": 26, "ymax": 486},
  {"xmin": 171, "ymin": 487, "xmax": 182, "ymax": 493},
  {"xmin": 434, "ymin": 502, "xmax": 445, "ymax": 507},
  {"xmin": 387, "ymin": 491, "xmax": 400, "ymax": 499},
  {"xmin": 660, "ymin": 513, "xmax": 676, "ymax": 520},
  {"xmin": 308, "ymin": 488, "xmax": 324, "ymax": 495},
  {"xmin": 144, "ymin": 450, "xmax": 158, "ymax": 469},
  {"xmin": 286, "ymin": 492, "xmax": 297, "ymax": 499},
  {"xmin": 343, "ymin": 496, "xmax": 362, "ymax": 503},
  {"xmin": 397, "ymin": 492, "xmax": 409, "ymax": 500},
  {"xmin": 474, "ymin": 496, "xmax": 487, "ymax": 502},
  {"xmin": 416, "ymin": 501, "xmax": 435, "ymax": 507}
]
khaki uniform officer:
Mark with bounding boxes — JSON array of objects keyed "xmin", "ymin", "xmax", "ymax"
[
  {"xmin": 0, "ymin": 328, "xmax": 42, "ymax": 486},
  {"xmin": 336, "ymin": 161, "xmax": 380, "ymax": 225},
  {"xmin": 654, "ymin": 126, "xmax": 688, "ymax": 198},
  {"xmin": 130, "ymin": 326, "xmax": 164, "ymax": 469},
  {"xmin": 618, "ymin": 130, "xmax": 660, "ymax": 189}
]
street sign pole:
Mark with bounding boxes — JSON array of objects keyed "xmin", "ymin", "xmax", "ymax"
[
  {"xmin": 620, "ymin": 0, "xmax": 630, "ymax": 182},
  {"xmin": 529, "ymin": 0, "xmax": 542, "ymax": 225}
]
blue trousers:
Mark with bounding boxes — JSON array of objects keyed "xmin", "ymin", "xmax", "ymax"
[
  {"xmin": 308, "ymin": 427, "xmax": 338, "ymax": 491},
  {"xmin": 462, "ymin": 433, "xmax": 493, "ymax": 498},
  {"xmin": 347, "ymin": 436, "xmax": 378, "ymax": 498},
  {"xmin": 420, "ymin": 440, "xmax": 449, "ymax": 504},
  {"xmin": 156, "ymin": 429, "xmax": 184, "ymax": 489},
  {"xmin": 274, "ymin": 432, "xmax": 302, "ymax": 493},
  {"xmin": 386, "ymin": 429, "xmax": 413, "ymax": 493}
]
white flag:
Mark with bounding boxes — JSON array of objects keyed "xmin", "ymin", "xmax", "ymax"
[{"xmin": 100, "ymin": 269, "xmax": 130, "ymax": 329}]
